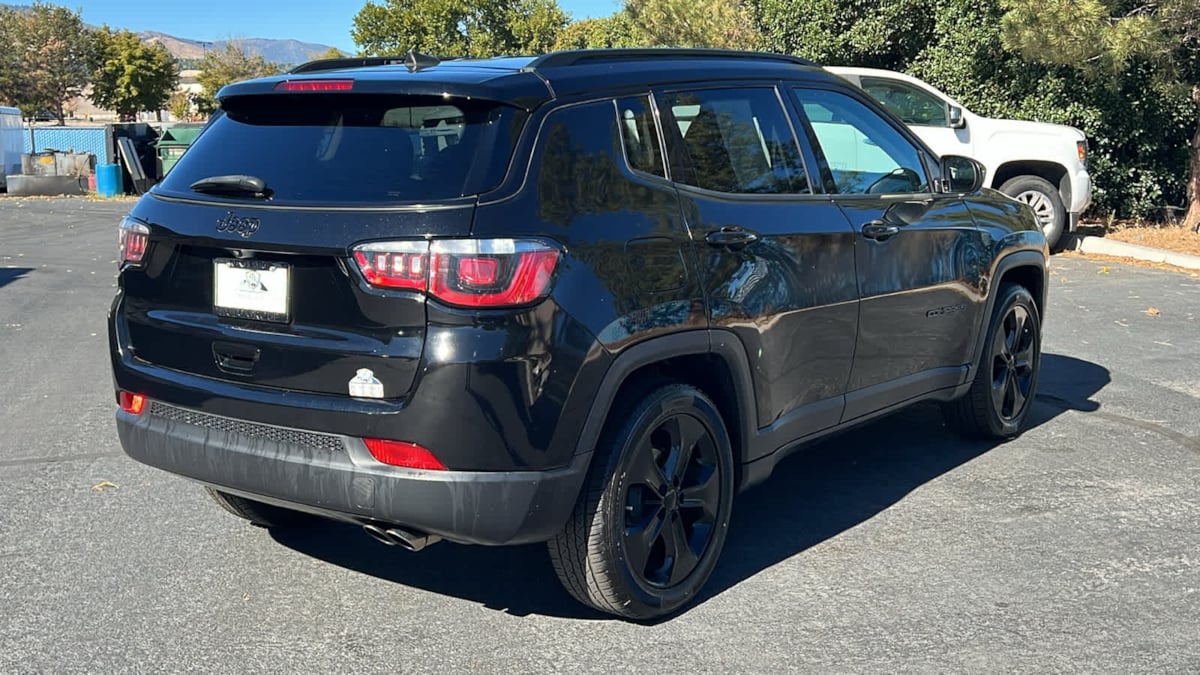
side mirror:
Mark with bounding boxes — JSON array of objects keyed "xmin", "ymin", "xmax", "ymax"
[
  {"xmin": 948, "ymin": 105, "xmax": 966, "ymax": 129},
  {"xmin": 939, "ymin": 155, "xmax": 985, "ymax": 193}
]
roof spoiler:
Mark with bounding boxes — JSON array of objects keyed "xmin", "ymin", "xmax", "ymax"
[{"xmin": 290, "ymin": 50, "xmax": 442, "ymax": 74}]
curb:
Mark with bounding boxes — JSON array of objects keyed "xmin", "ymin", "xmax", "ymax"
[{"xmin": 1064, "ymin": 235, "xmax": 1200, "ymax": 271}]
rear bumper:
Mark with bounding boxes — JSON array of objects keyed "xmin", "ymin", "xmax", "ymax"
[{"xmin": 115, "ymin": 402, "xmax": 590, "ymax": 545}]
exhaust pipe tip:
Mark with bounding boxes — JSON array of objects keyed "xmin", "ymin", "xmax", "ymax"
[
  {"xmin": 362, "ymin": 523, "xmax": 396, "ymax": 546},
  {"xmin": 384, "ymin": 527, "xmax": 442, "ymax": 552}
]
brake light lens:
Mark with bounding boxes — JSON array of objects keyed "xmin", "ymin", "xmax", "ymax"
[
  {"xmin": 118, "ymin": 217, "xmax": 149, "ymax": 264},
  {"xmin": 351, "ymin": 239, "xmax": 560, "ymax": 308},
  {"xmin": 364, "ymin": 438, "xmax": 446, "ymax": 470},
  {"xmin": 352, "ymin": 241, "xmax": 428, "ymax": 290},
  {"xmin": 119, "ymin": 391, "xmax": 146, "ymax": 415},
  {"xmin": 1077, "ymin": 140, "xmax": 1088, "ymax": 166},
  {"xmin": 274, "ymin": 79, "xmax": 354, "ymax": 92}
]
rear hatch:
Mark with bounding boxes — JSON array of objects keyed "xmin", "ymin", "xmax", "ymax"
[{"xmin": 119, "ymin": 90, "xmax": 527, "ymax": 399}]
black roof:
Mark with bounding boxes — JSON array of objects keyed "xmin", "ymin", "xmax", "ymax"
[{"xmin": 220, "ymin": 49, "xmax": 833, "ymax": 110}]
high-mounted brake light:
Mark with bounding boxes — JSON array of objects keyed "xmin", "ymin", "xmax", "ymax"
[
  {"xmin": 118, "ymin": 217, "xmax": 149, "ymax": 264},
  {"xmin": 274, "ymin": 79, "xmax": 354, "ymax": 92},
  {"xmin": 350, "ymin": 239, "xmax": 560, "ymax": 308},
  {"xmin": 364, "ymin": 438, "xmax": 446, "ymax": 470},
  {"xmin": 119, "ymin": 391, "xmax": 146, "ymax": 415}
]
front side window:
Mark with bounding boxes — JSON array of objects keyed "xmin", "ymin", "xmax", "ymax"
[
  {"xmin": 795, "ymin": 88, "xmax": 929, "ymax": 195},
  {"xmin": 859, "ymin": 77, "xmax": 949, "ymax": 127},
  {"xmin": 664, "ymin": 88, "xmax": 809, "ymax": 195}
]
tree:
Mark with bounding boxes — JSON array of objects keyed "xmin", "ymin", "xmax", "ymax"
[
  {"xmin": 553, "ymin": 15, "xmax": 637, "ymax": 50},
  {"xmin": 90, "ymin": 27, "xmax": 179, "ymax": 120},
  {"xmin": 310, "ymin": 47, "xmax": 345, "ymax": 61},
  {"xmin": 757, "ymin": 0, "xmax": 935, "ymax": 67},
  {"xmin": 624, "ymin": 0, "xmax": 759, "ymax": 49},
  {"xmin": 1000, "ymin": 0, "xmax": 1200, "ymax": 228},
  {"xmin": 351, "ymin": 0, "xmax": 567, "ymax": 58},
  {"xmin": 167, "ymin": 90, "xmax": 193, "ymax": 122},
  {"xmin": 194, "ymin": 42, "xmax": 281, "ymax": 115},
  {"xmin": 0, "ymin": 2, "xmax": 93, "ymax": 124}
]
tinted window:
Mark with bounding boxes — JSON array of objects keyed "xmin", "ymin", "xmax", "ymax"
[
  {"xmin": 157, "ymin": 94, "xmax": 526, "ymax": 205},
  {"xmin": 860, "ymin": 77, "xmax": 948, "ymax": 127},
  {"xmin": 665, "ymin": 88, "xmax": 809, "ymax": 195},
  {"xmin": 796, "ymin": 88, "xmax": 929, "ymax": 195},
  {"xmin": 616, "ymin": 96, "xmax": 665, "ymax": 177}
]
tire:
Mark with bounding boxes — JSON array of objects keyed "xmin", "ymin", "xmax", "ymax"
[
  {"xmin": 548, "ymin": 382, "xmax": 735, "ymax": 620},
  {"xmin": 205, "ymin": 488, "xmax": 319, "ymax": 528},
  {"xmin": 999, "ymin": 175, "xmax": 1067, "ymax": 251},
  {"xmin": 944, "ymin": 283, "xmax": 1042, "ymax": 439}
]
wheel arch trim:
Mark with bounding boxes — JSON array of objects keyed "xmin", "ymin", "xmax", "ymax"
[{"xmin": 572, "ymin": 330, "xmax": 758, "ymax": 465}]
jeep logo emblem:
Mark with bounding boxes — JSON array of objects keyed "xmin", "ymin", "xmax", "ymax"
[{"xmin": 216, "ymin": 213, "xmax": 260, "ymax": 238}]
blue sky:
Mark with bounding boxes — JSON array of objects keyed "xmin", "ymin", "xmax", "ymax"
[{"xmin": 72, "ymin": 0, "xmax": 622, "ymax": 52}]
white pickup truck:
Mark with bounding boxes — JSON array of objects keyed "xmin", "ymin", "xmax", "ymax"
[{"xmin": 828, "ymin": 67, "xmax": 1091, "ymax": 250}]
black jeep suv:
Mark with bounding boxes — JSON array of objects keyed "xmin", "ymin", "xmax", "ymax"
[{"xmin": 110, "ymin": 49, "xmax": 1047, "ymax": 619}]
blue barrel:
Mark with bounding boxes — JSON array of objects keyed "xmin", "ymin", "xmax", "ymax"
[{"xmin": 96, "ymin": 163, "xmax": 122, "ymax": 198}]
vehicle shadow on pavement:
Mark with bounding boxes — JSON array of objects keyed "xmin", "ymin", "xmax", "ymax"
[
  {"xmin": 271, "ymin": 352, "xmax": 1109, "ymax": 621},
  {"xmin": 0, "ymin": 268, "xmax": 33, "ymax": 290}
]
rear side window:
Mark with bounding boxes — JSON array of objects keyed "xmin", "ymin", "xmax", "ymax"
[
  {"xmin": 664, "ymin": 88, "xmax": 809, "ymax": 195},
  {"xmin": 615, "ymin": 96, "xmax": 665, "ymax": 178},
  {"xmin": 157, "ymin": 94, "xmax": 527, "ymax": 205}
]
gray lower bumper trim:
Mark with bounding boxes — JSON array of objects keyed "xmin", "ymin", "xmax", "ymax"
[{"xmin": 116, "ymin": 408, "xmax": 590, "ymax": 546}]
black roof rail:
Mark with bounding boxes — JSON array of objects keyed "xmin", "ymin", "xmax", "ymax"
[
  {"xmin": 289, "ymin": 51, "xmax": 441, "ymax": 74},
  {"xmin": 525, "ymin": 48, "xmax": 819, "ymax": 70}
]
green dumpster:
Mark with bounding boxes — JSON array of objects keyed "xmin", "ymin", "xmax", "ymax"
[{"xmin": 155, "ymin": 125, "xmax": 204, "ymax": 176}]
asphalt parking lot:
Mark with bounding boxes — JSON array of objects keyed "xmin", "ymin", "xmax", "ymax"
[{"xmin": 1, "ymin": 198, "xmax": 1197, "ymax": 672}]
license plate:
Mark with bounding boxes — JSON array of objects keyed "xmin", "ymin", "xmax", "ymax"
[{"xmin": 213, "ymin": 259, "xmax": 290, "ymax": 322}]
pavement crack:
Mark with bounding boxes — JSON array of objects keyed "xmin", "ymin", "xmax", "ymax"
[
  {"xmin": 0, "ymin": 451, "xmax": 124, "ymax": 468},
  {"xmin": 1037, "ymin": 394, "xmax": 1200, "ymax": 454}
]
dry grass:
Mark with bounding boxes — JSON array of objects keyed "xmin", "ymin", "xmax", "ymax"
[{"xmin": 1104, "ymin": 223, "xmax": 1200, "ymax": 258}]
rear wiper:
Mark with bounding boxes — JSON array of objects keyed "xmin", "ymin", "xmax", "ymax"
[{"xmin": 189, "ymin": 175, "xmax": 272, "ymax": 199}]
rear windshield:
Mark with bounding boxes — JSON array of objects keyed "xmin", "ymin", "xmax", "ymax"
[{"xmin": 157, "ymin": 94, "xmax": 527, "ymax": 204}]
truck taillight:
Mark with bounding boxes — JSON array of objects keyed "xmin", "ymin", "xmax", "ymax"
[
  {"xmin": 351, "ymin": 239, "xmax": 560, "ymax": 308},
  {"xmin": 118, "ymin": 217, "xmax": 149, "ymax": 264}
]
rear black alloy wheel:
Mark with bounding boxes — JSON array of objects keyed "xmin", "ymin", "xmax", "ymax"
[
  {"xmin": 549, "ymin": 383, "xmax": 734, "ymax": 620},
  {"xmin": 944, "ymin": 283, "xmax": 1042, "ymax": 439}
]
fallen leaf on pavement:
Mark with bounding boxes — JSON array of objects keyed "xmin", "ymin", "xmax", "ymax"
[
  {"xmin": 92, "ymin": 480, "xmax": 118, "ymax": 491},
  {"xmin": 1144, "ymin": 307, "xmax": 1161, "ymax": 316},
  {"xmin": 1099, "ymin": 266, "xmax": 1110, "ymax": 274}
]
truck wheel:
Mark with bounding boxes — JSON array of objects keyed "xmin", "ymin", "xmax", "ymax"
[
  {"xmin": 944, "ymin": 283, "xmax": 1042, "ymax": 439},
  {"xmin": 205, "ymin": 488, "xmax": 319, "ymax": 528},
  {"xmin": 1000, "ymin": 175, "xmax": 1067, "ymax": 251},
  {"xmin": 548, "ymin": 383, "xmax": 735, "ymax": 620}
]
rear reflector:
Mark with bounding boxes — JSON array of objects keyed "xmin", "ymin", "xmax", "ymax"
[
  {"xmin": 364, "ymin": 438, "xmax": 446, "ymax": 470},
  {"xmin": 119, "ymin": 391, "xmax": 146, "ymax": 415},
  {"xmin": 274, "ymin": 79, "xmax": 354, "ymax": 92}
]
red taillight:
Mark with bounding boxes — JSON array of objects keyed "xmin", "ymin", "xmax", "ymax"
[
  {"xmin": 274, "ymin": 79, "xmax": 354, "ymax": 92},
  {"xmin": 119, "ymin": 391, "xmax": 146, "ymax": 415},
  {"xmin": 352, "ymin": 245, "xmax": 428, "ymax": 290},
  {"xmin": 456, "ymin": 257, "xmax": 498, "ymax": 286},
  {"xmin": 351, "ymin": 239, "xmax": 560, "ymax": 308},
  {"xmin": 118, "ymin": 217, "xmax": 149, "ymax": 264},
  {"xmin": 364, "ymin": 438, "xmax": 446, "ymax": 470}
]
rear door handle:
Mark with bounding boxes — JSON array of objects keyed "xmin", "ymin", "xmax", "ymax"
[
  {"xmin": 705, "ymin": 227, "xmax": 759, "ymax": 248},
  {"xmin": 861, "ymin": 220, "xmax": 901, "ymax": 241}
]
